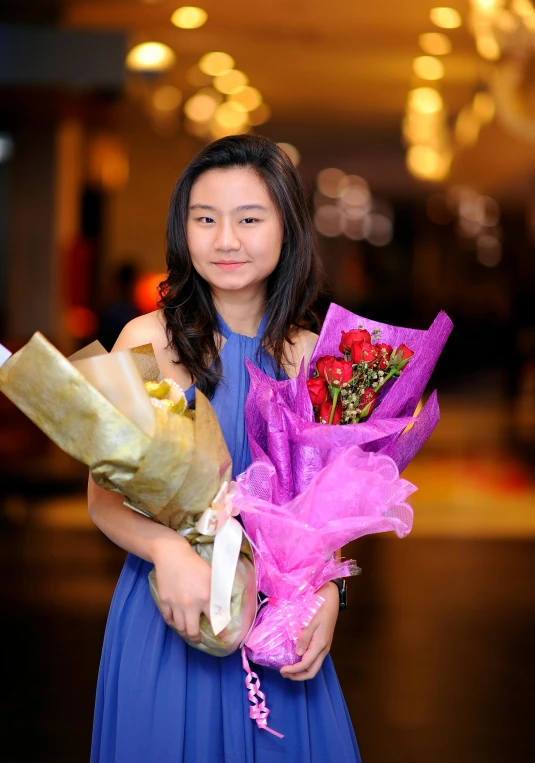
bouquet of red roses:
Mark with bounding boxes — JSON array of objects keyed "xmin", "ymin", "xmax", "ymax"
[{"xmin": 307, "ymin": 326, "xmax": 414, "ymax": 426}]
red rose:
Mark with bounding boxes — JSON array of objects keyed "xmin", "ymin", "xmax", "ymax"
[
  {"xmin": 350, "ymin": 341, "xmax": 378, "ymax": 365},
  {"xmin": 316, "ymin": 355, "xmax": 335, "ymax": 380},
  {"xmin": 395, "ymin": 343, "xmax": 414, "ymax": 361},
  {"xmin": 307, "ymin": 377, "xmax": 328, "ymax": 406},
  {"xmin": 359, "ymin": 387, "xmax": 377, "ymax": 416},
  {"xmin": 317, "ymin": 397, "xmax": 342, "ymax": 425},
  {"xmin": 318, "ymin": 356, "xmax": 353, "ymax": 387},
  {"xmin": 375, "ymin": 342, "xmax": 393, "ymax": 370},
  {"xmin": 339, "ymin": 328, "xmax": 371, "ymax": 353}
]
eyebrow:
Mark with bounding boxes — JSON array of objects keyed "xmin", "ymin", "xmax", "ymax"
[{"xmin": 189, "ymin": 203, "xmax": 269, "ymax": 212}]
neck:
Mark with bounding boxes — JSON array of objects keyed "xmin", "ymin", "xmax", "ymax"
[{"xmin": 212, "ymin": 286, "xmax": 266, "ymax": 338}]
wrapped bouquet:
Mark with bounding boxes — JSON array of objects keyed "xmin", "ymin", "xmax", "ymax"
[
  {"xmin": 238, "ymin": 304, "xmax": 453, "ymax": 671},
  {"xmin": 0, "ymin": 333, "xmax": 256, "ymax": 656}
]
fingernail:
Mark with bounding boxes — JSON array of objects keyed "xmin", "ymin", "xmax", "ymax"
[{"xmin": 295, "ymin": 647, "xmax": 304, "ymax": 656}]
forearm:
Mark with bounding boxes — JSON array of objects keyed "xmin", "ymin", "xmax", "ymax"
[{"xmin": 87, "ymin": 474, "xmax": 190, "ymax": 564}]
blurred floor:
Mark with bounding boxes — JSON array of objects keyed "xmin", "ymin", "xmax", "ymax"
[{"xmin": 1, "ymin": 391, "xmax": 534, "ymax": 763}]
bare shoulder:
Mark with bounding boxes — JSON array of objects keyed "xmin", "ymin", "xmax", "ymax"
[
  {"xmin": 112, "ymin": 311, "xmax": 192, "ymax": 389},
  {"xmin": 284, "ymin": 328, "xmax": 318, "ymax": 379},
  {"xmin": 112, "ymin": 311, "xmax": 168, "ymax": 353}
]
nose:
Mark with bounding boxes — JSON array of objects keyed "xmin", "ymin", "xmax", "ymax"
[{"xmin": 214, "ymin": 218, "xmax": 241, "ymax": 252}]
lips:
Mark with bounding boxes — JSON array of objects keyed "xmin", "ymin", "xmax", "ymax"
[{"xmin": 214, "ymin": 261, "xmax": 246, "ymax": 270}]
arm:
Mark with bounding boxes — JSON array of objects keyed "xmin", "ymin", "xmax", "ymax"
[{"xmin": 87, "ymin": 315, "xmax": 213, "ymax": 643}]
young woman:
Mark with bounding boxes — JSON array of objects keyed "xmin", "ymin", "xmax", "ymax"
[{"xmin": 88, "ymin": 134, "xmax": 361, "ymax": 762}]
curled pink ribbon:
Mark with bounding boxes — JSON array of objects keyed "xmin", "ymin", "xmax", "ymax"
[{"xmin": 241, "ymin": 647, "xmax": 284, "ymax": 738}]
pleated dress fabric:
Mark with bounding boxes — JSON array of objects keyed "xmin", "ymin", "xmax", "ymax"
[{"xmin": 91, "ymin": 313, "xmax": 361, "ymax": 763}]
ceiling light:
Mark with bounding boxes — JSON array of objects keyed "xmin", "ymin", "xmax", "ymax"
[
  {"xmin": 198, "ymin": 51, "xmax": 234, "ymax": 76},
  {"xmin": 408, "ymin": 87, "xmax": 443, "ymax": 114},
  {"xmin": 214, "ymin": 102, "xmax": 249, "ymax": 129},
  {"xmin": 419, "ymin": 32, "xmax": 452, "ymax": 55},
  {"xmin": 229, "ymin": 86, "xmax": 262, "ymax": 112},
  {"xmin": 213, "ymin": 69, "xmax": 248, "ymax": 95},
  {"xmin": 171, "ymin": 6, "xmax": 208, "ymax": 29},
  {"xmin": 430, "ymin": 7, "xmax": 462, "ymax": 29},
  {"xmin": 184, "ymin": 92, "xmax": 218, "ymax": 122},
  {"xmin": 413, "ymin": 55, "xmax": 445, "ymax": 80},
  {"xmin": 126, "ymin": 42, "xmax": 176, "ymax": 73}
]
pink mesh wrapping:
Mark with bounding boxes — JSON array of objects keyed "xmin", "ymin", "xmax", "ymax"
[{"xmin": 236, "ymin": 448, "xmax": 415, "ymax": 668}]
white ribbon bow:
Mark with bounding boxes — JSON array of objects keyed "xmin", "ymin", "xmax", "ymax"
[{"xmin": 195, "ymin": 480, "xmax": 243, "ymax": 636}]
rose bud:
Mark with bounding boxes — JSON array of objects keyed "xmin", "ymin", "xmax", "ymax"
[
  {"xmin": 351, "ymin": 341, "xmax": 378, "ymax": 365},
  {"xmin": 316, "ymin": 355, "xmax": 335, "ymax": 380},
  {"xmin": 339, "ymin": 328, "xmax": 371, "ymax": 353},
  {"xmin": 395, "ymin": 343, "xmax": 414, "ymax": 361},
  {"xmin": 375, "ymin": 342, "xmax": 393, "ymax": 371},
  {"xmin": 307, "ymin": 377, "xmax": 328, "ymax": 406},
  {"xmin": 323, "ymin": 357, "xmax": 353, "ymax": 387},
  {"xmin": 318, "ymin": 397, "xmax": 343, "ymax": 425},
  {"xmin": 359, "ymin": 387, "xmax": 377, "ymax": 416}
]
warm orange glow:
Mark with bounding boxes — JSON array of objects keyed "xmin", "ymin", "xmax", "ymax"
[
  {"xmin": 171, "ymin": 6, "xmax": 207, "ymax": 29},
  {"xmin": 134, "ymin": 272, "xmax": 167, "ymax": 315},
  {"xmin": 407, "ymin": 145, "xmax": 450, "ymax": 181},
  {"xmin": 248, "ymin": 103, "xmax": 271, "ymax": 125},
  {"xmin": 472, "ymin": 91, "xmax": 496, "ymax": 122},
  {"xmin": 408, "ymin": 87, "xmax": 443, "ymax": 114},
  {"xmin": 419, "ymin": 32, "xmax": 452, "ymax": 55},
  {"xmin": 213, "ymin": 69, "xmax": 249, "ymax": 95},
  {"xmin": 184, "ymin": 92, "xmax": 219, "ymax": 122},
  {"xmin": 229, "ymin": 86, "xmax": 263, "ymax": 112},
  {"xmin": 317, "ymin": 168, "xmax": 346, "ymax": 198},
  {"xmin": 413, "ymin": 55, "xmax": 445, "ymax": 80},
  {"xmin": 126, "ymin": 42, "xmax": 176, "ymax": 73},
  {"xmin": 198, "ymin": 51, "xmax": 234, "ymax": 76},
  {"xmin": 66, "ymin": 306, "xmax": 98, "ymax": 339},
  {"xmin": 213, "ymin": 102, "xmax": 249, "ymax": 129},
  {"xmin": 455, "ymin": 107, "xmax": 480, "ymax": 146},
  {"xmin": 476, "ymin": 33, "xmax": 501, "ymax": 60},
  {"xmin": 430, "ymin": 7, "xmax": 462, "ymax": 29},
  {"xmin": 277, "ymin": 143, "xmax": 300, "ymax": 166},
  {"xmin": 152, "ymin": 86, "xmax": 182, "ymax": 111}
]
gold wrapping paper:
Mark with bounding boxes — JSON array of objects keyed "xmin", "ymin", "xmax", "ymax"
[{"xmin": 0, "ymin": 332, "xmax": 255, "ymax": 655}]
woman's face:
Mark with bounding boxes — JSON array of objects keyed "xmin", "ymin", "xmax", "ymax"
[{"xmin": 186, "ymin": 167, "xmax": 284, "ymax": 295}]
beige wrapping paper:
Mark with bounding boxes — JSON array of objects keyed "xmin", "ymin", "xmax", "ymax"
[{"xmin": 0, "ymin": 332, "xmax": 255, "ymax": 655}]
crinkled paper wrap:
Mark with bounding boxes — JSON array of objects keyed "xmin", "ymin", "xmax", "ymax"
[{"xmin": 0, "ymin": 332, "xmax": 255, "ymax": 656}]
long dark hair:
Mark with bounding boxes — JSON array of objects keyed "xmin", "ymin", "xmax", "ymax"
[{"xmin": 158, "ymin": 133, "xmax": 324, "ymax": 398}]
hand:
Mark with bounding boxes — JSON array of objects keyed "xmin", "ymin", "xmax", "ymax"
[
  {"xmin": 280, "ymin": 582, "xmax": 339, "ymax": 681},
  {"xmin": 153, "ymin": 536, "xmax": 217, "ymax": 644}
]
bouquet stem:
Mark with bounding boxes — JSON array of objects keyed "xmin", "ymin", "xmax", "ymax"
[{"xmin": 328, "ymin": 387, "xmax": 340, "ymax": 425}]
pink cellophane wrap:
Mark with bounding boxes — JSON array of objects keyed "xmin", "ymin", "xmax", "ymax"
[
  {"xmin": 236, "ymin": 448, "xmax": 415, "ymax": 669},
  {"xmin": 239, "ymin": 306, "xmax": 452, "ymax": 671}
]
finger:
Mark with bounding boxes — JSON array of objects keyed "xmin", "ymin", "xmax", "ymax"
[
  {"xmin": 184, "ymin": 611, "xmax": 202, "ymax": 644},
  {"xmin": 218, "ymin": 627, "xmax": 230, "ymax": 643},
  {"xmin": 283, "ymin": 650, "xmax": 327, "ymax": 682},
  {"xmin": 295, "ymin": 620, "xmax": 318, "ymax": 657},
  {"xmin": 282, "ymin": 636, "xmax": 325, "ymax": 676}
]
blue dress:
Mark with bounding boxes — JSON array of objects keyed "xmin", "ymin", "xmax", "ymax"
[{"xmin": 91, "ymin": 313, "xmax": 361, "ymax": 763}]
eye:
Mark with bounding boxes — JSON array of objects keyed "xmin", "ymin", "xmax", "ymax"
[
  {"xmin": 241, "ymin": 217, "xmax": 259, "ymax": 224},
  {"xmin": 199, "ymin": 216, "xmax": 215, "ymax": 224}
]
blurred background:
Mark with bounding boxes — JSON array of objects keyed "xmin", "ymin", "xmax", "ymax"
[{"xmin": 0, "ymin": 1, "xmax": 534, "ymax": 761}]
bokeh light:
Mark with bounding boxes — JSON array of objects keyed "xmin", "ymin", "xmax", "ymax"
[
  {"xmin": 413, "ymin": 55, "xmax": 445, "ymax": 81},
  {"xmin": 171, "ymin": 6, "xmax": 208, "ymax": 29},
  {"xmin": 248, "ymin": 103, "xmax": 271, "ymax": 125},
  {"xmin": 126, "ymin": 42, "xmax": 176, "ymax": 73},
  {"xmin": 199, "ymin": 51, "xmax": 234, "ymax": 76},
  {"xmin": 314, "ymin": 205, "xmax": 344, "ymax": 237},
  {"xmin": 317, "ymin": 168, "xmax": 346, "ymax": 198},
  {"xmin": 430, "ymin": 7, "xmax": 462, "ymax": 29},
  {"xmin": 213, "ymin": 70, "xmax": 249, "ymax": 95},
  {"xmin": 184, "ymin": 92, "xmax": 219, "ymax": 122},
  {"xmin": 134, "ymin": 272, "xmax": 167, "ymax": 314},
  {"xmin": 152, "ymin": 86, "xmax": 182, "ymax": 111},
  {"xmin": 214, "ymin": 102, "xmax": 249, "ymax": 130},
  {"xmin": 229, "ymin": 86, "xmax": 263, "ymax": 112},
  {"xmin": 408, "ymin": 87, "xmax": 443, "ymax": 114},
  {"xmin": 277, "ymin": 143, "xmax": 301, "ymax": 166},
  {"xmin": 419, "ymin": 32, "xmax": 452, "ymax": 55}
]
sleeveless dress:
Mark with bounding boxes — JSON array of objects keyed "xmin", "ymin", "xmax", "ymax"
[{"xmin": 91, "ymin": 313, "xmax": 361, "ymax": 763}]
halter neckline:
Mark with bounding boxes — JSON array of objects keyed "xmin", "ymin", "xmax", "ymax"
[{"xmin": 217, "ymin": 311, "xmax": 268, "ymax": 341}]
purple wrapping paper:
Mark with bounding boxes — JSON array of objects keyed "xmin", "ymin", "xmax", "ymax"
[{"xmin": 244, "ymin": 304, "xmax": 453, "ymax": 502}]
